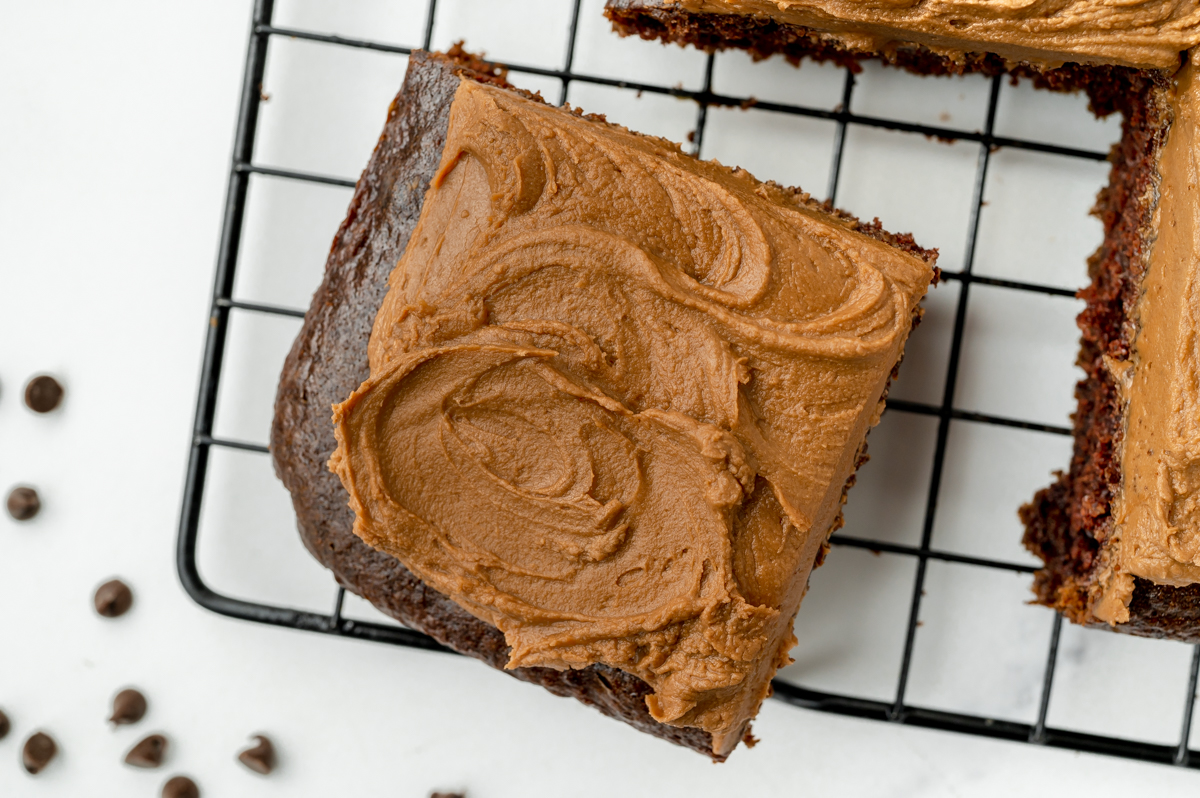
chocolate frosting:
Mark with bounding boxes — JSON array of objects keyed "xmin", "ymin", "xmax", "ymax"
[
  {"xmin": 330, "ymin": 81, "xmax": 932, "ymax": 753},
  {"xmin": 1095, "ymin": 50, "xmax": 1200, "ymax": 622},
  {"xmin": 662, "ymin": 0, "xmax": 1200, "ymax": 69}
]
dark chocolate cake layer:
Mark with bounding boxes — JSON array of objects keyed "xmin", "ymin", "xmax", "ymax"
[
  {"xmin": 271, "ymin": 49, "xmax": 719, "ymax": 758},
  {"xmin": 603, "ymin": 0, "xmax": 1200, "ymax": 639}
]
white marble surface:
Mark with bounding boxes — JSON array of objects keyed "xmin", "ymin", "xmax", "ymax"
[{"xmin": 2, "ymin": 1, "xmax": 1199, "ymax": 795}]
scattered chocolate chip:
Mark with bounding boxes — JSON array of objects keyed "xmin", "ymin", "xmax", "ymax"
[
  {"xmin": 6, "ymin": 487, "xmax": 40, "ymax": 521},
  {"xmin": 109, "ymin": 688, "xmax": 147, "ymax": 725},
  {"xmin": 0, "ymin": 708, "xmax": 9, "ymax": 740},
  {"xmin": 237, "ymin": 734, "xmax": 275, "ymax": 775},
  {"xmin": 94, "ymin": 579, "xmax": 133, "ymax": 618},
  {"xmin": 162, "ymin": 775, "xmax": 200, "ymax": 798},
  {"xmin": 125, "ymin": 733, "xmax": 168, "ymax": 768},
  {"xmin": 22, "ymin": 731, "xmax": 57, "ymax": 774},
  {"xmin": 24, "ymin": 375, "xmax": 64, "ymax": 414}
]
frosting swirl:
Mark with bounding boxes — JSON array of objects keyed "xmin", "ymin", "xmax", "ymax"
[{"xmin": 330, "ymin": 80, "xmax": 933, "ymax": 753}]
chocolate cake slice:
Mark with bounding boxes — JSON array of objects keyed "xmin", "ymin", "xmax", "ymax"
[
  {"xmin": 1022, "ymin": 56, "xmax": 1200, "ymax": 642},
  {"xmin": 604, "ymin": 1, "xmax": 1200, "ymax": 640},
  {"xmin": 272, "ymin": 47, "xmax": 935, "ymax": 759}
]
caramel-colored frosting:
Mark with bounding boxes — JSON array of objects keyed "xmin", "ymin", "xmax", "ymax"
[
  {"xmin": 329, "ymin": 79, "xmax": 932, "ymax": 753},
  {"xmin": 1095, "ymin": 50, "xmax": 1200, "ymax": 624},
  {"xmin": 663, "ymin": 0, "xmax": 1200, "ymax": 70}
]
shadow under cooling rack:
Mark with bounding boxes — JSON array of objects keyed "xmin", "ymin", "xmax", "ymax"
[{"xmin": 178, "ymin": 0, "xmax": 1200, "ymax": 769}]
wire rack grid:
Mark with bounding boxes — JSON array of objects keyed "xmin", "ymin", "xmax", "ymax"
[{"xmin": 179, "ymin": 0, "xmax": 1200, "ymax": 769}]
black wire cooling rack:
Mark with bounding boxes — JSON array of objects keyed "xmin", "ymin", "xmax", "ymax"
[{"xmin": 179, "ymin": 0, "xmax": 1200, "ymax": 769}]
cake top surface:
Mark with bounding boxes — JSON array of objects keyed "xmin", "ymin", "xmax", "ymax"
[
  {"xmin": 651, "ymin": 0, "xmax": 1200, "ymax": 69},
  {"xmin": 329, "ymin": 76, "xmax": 933, "ymax": 754}
]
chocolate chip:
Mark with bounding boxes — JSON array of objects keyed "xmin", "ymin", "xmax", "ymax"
[
  {"xmin": 0, "ymin": 708, "xmax": 9, "ymax": 740},
  {"xmin": 237, "ymin": 734, "xmax": 275, "ymax": 775},
  {"xmin": 24, "ymin": 375, "xmax": 64, "ymax": 414},
  {"xmin": 94, "ymin": 579, "xmax": 133, "ymax": 618},
  {"xmin": 162, "ymin": 775, "xmax": 200, "ymax": 798},
  {"xmin": 125, "ymin": 733, "xmax": 168, "ymax": 768},
  {"xmin": 109, "ymin": 688, "xmax": 147, "ymax": 725},
  {"xmin": 22, "ymin": 731, "xmax": 57, "ymax": 774},
  {"xmin": 430, "ymin": 793, "xmax": 465, "ymax": 798},
  {"xmin": 6, "ymin": 487, "xmax": 40, "ymax": 521}
]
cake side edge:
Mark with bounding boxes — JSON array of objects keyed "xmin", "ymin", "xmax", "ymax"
[
  {"xmin": 603, "ymin": 0, "xmax": 1153, "ymax": 109},
  {"xmin": 1020, "ymin": 70, "xmax": 1200, "ymax": 642}
]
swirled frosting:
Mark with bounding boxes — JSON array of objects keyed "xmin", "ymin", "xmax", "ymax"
[
  {"xmin": 662, "ymin": 0, "xmax": 1200, "ymax": 69},
  {"xmin": 329, "ymin": 79, "xmax": 933, "ymax": 754}
]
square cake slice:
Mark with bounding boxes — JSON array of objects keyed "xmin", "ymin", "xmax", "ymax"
[{"xmin": 272, "ymin": 48, "xmax": 936, "ymax": 759}]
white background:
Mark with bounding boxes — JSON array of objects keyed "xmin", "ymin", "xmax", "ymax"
[{"xmin": 2, "ymin": 1, "xmax": 1199, "ymax": 795}]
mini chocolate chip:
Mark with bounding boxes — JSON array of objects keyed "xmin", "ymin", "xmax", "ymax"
[
  {"xmin": 109, "ymin": 688, "xmax": 147, "ymax": 725},
  {"xmin": 162, "ymin": 775, "xmax": 200, "ymax": 798},
  {"xmin": 22, "ymin": 731, "xmax": 57, "ymax": 774},
  {"xmin": 24, "ymin": 375, "xmax": 64, "ymax": 414},
  {"xmin": 6, "ymin": 487, "xmax": 40, "ymax": 521},
  {"xmin": 94, "ymin": 579, "xmax": 133, "ymax": 618},
  {"xmin": 237, "ymin": 734, "xmax": 275, "ymax": 775},
  {"xmin": 125, "ymin": 733, "xmax": 168, "ymax": 768},
  {"xmin": 0, "ymin": 708, "xmax": 10, "ymax": 740}
]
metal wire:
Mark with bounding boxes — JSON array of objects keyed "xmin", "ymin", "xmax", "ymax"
[{"xmin": 178, "ymin": 0, "xmax": 1200, "ymax": 768}]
